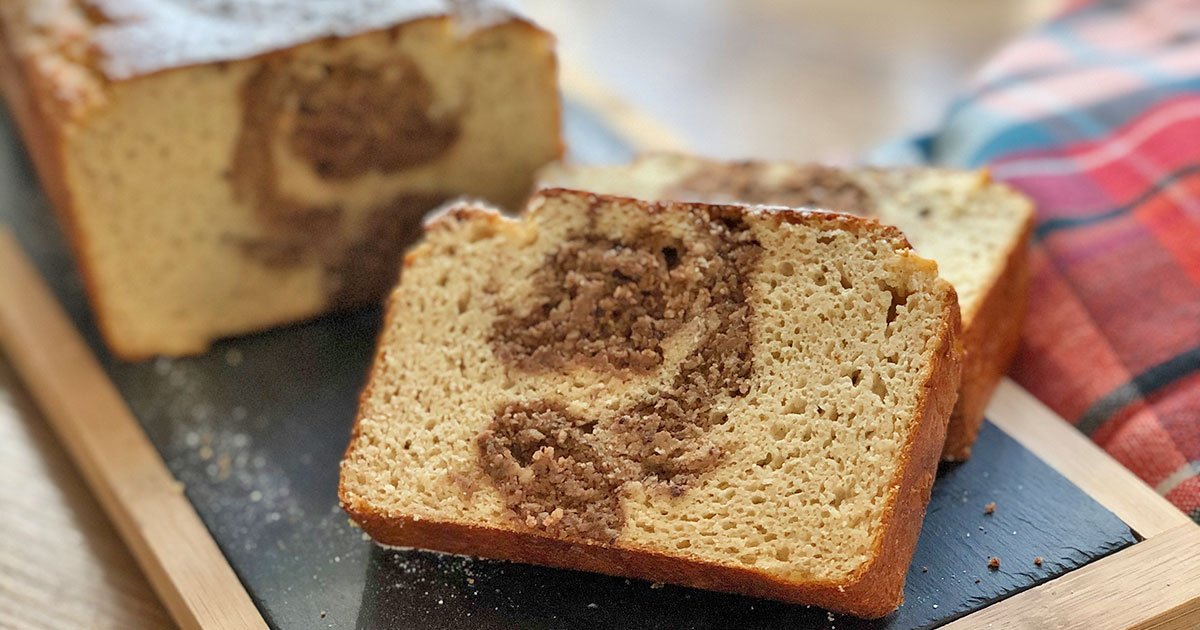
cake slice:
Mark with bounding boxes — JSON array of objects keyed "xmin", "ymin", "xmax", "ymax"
[
  {"xmin": 0, "ymin": 0, "xmax": 561, "ymax": 359},
  {"xmin": 339, "ymin": 188, "xmax": 961, "ymax": 617},
  {"xmin": 540, "ymin": 154, "xmax": 1032, "ymax": 460}
]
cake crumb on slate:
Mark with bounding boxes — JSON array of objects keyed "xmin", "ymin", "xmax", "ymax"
[
  {"xmin": 1034, "ymin": 556, "xmax": 1043, "ymax": 566},
  {"xmin": 983, "ymin": 501, "xmax": 996, "ymax": 515},
  {"xmin": 988, "ymin": 557, "xmax": 1001, "ymax": 570}
]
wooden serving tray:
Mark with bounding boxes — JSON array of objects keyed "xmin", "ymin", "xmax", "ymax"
[{"xmin": 1, "ymin": 74, "xmax": 1198, "ymax": 629}]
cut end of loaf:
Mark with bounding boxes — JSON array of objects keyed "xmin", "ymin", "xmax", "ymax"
[
  {"xmin": 340, "ymin": 188, "xmax": 961, "ymax": 616},
  {"xmin": 13, "ymin": 5, "xmax": 562, "ymax": 359}
]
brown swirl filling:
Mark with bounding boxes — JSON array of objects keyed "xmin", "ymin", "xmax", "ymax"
[
  {"xmin": 229, "ymin": 53, "xmax": 460, "ymax": 307},
  {"xmin": 479, "ymin": 210, "xmax": 760, "ymax": 541},
  {"xmin": 286, "ymin": 59, "xmax": 460, "ymax": 179}
]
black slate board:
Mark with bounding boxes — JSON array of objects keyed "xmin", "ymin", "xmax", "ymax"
[{"xmin": 0, "ymin": 99, "xmax": 1137, "ymax": 629}]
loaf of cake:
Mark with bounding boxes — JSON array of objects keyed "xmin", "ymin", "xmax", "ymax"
[
  {"xmin": 0, "ymin": 0, "xmax": 562, "ymax": 359},
  {"xmin": 540, "ymin": 154, "xmax": 1032, "ymax": 460},
  {"xmin": 340, "ymin": 188, "xmax": 962, "ymax": 617}
]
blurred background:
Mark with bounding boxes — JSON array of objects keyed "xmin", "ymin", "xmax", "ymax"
[{"xmin": 523, "ymin": 0, "xmax": 1059, "ymax": 160}]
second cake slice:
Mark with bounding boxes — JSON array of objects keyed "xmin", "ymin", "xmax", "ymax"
[{"xmin": 340, "ymin": 188, "xmax": 961, "ymax": 617}]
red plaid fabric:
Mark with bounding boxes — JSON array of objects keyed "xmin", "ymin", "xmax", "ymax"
[{"xmin": 893, "ymin": 0, "xmax": 1200, "ymax": 520}]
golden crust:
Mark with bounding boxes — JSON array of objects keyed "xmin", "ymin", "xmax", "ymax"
[
  {"xmin": 339, "ymin": 195, "xmax": 963, "ymax": 618},
  {"xmin": 941, "ymin": 210, "xmax": 1031, "ymax": 460}
]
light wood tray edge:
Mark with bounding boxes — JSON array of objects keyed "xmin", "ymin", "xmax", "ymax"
[
  {"xmin": 946, "ymin": 522, "xmax": 1200, "ymax": 629},
  {"xmin": 986, "ymin": 378, "xmax": 1192, "ymax": 539},
  {"xmin": 0, "ymin": 230, "xmax": 267, "ymax": 630},
  {"xmin": 942, "ymin": 382, "xmax": 1200, "ymax": 629}
]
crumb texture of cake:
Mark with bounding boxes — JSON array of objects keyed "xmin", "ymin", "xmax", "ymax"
[
  {"xmin": 540, "ymin": 154, "xmax": 1033, "ymax": 460},
  {"xmin": 340, "ymin": 189, "xmax": 962, "ymax": 617},
  {"xmin": 0, "ymin": 0, "xmax": 562, "ymax": 358}
]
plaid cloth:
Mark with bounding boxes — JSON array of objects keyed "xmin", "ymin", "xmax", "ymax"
[{"xmin": 878, "ymin": 0, "xmax": 1200, "ymax": 522}]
